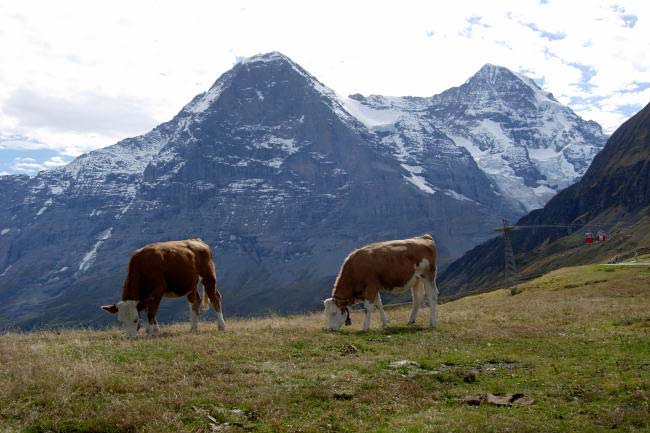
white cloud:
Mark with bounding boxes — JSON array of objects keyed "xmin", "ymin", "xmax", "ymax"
[
  {"xmin": 11, "ymin": 157, "xmax": 46, "ymax": 173},
  {"xmin": 43, "ymin": 156, "xmax": 68, "ymax": 168},
  {"xmin": 0, "ymin": 0, "xmax": 648, "ymax": 163},
  {"xmin": 9, "ymin": 155, "xmax": 71, "ymax": 174},
  {"xmin": 4, "ymin": 87, "xmax": 157, "ymax": 136}
]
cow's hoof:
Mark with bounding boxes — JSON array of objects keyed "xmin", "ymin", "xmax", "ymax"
[{"xmin": 217, "ymin": 324, "xmax": 226, "ymax": 331}]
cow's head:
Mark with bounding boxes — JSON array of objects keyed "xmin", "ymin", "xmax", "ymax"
[
  {"xmin": 323, "ymin": 298, "xmax": 351, "ymax": 331},
  {"xmin": 101, "ymin": 300, "xmax": 141, "ymax": 337}
]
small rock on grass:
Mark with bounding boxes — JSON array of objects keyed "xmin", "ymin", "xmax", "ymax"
[
  {"xmin": 388, "ymin": 360, "xmax": 421, "ymax": 369},
  {"xmin": 463, "ymin": 369, "xmax": 479, "ymax": 383},
  {"xmin": 462, "ymin": 395, "xmax": 485, "ymax": 406},
  {"xmin": 463, "ymin": 393, "xmax": 534, "ymax": 406},
  {"xmin": 332, "ymin": 390, "xmax": 355, "ymax": 400}
]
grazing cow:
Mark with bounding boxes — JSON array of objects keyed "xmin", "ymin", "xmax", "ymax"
[
  {"xmin": 323, "ymin": 235, "xmax": 438, "ymax": 331},
  {"xmin": 101, "ymin": 239, "xmax": 226, "ymax": 337}
]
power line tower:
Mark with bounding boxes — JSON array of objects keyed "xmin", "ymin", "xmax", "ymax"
[{"xmin": 495, "ymin": 219, "xmax": 519, "ymax": 293}]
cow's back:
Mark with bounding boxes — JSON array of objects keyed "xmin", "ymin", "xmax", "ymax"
[
  {"xmin": 123, "ymin": 239, "xmax": 213, "ymax": 298},
  {"xmin": 333, "ymin": 235, "xmax": 436, "ymax": 303},
  {"xmin": 352, "ymin": 237, "xmax": 435, "ymax": 286}
]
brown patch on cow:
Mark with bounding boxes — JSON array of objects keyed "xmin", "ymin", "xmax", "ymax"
[
  {"xmin": 331, "ymin": 234, "xmax": 437, "ymax": 307},
  {"xmin": 104, "ymin": 239, "xmax": 224, "ymax": 333}
]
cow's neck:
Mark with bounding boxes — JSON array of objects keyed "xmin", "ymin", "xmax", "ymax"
[
  {"xmin": 120, "ymin": 286, "xmax": 141, "ymax": 303},
  {"xmin": 332, "ymin": 294, "xmax": 354, "ymax": 308}
]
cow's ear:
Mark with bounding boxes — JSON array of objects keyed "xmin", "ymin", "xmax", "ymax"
[
  {"xmin": 344, "ymin": 308, "xmax": 352, "ymax": 326},
  {"xmin": 101, "ymin": 304, "xmax": 119, "ymax": 314}
]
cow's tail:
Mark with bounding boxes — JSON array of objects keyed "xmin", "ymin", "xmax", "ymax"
[
  {"xmin": 201, "ymin": 284, "xmax": 211, "ymax": 311},
  {"xmin": 431, "ymin": 256, "xmax": 439, "ymax": 296}
]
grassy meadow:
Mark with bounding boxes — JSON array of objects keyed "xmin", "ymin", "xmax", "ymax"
[{"xmin": 1, "ymin": 264, "xmax": 649, "ymax": 433}]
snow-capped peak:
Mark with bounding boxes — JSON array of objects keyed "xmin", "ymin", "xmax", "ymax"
[
  {"xmin": 183, "ymin": 52, "xmax": 298, "ymax": 115},
  {"xmin": 428, "ymin": 63, "xmax": 607, "ymax": 211},
  {"xmin": 239, "ymin": 51, "xmax": 293, "ymax": 65},
  {"xmin": 239, "ymin": 52, "xmax": 364, "ymax": 129},
  {"xmin": 469, "ymin": 63, "xmax": 512, "ymax": 85},
  {"xmin": 466, "ymin": 63, "xmax": 558, "ymax": 105},
  {"xmin": 183, "ymin": 51, "xmax": 357, "ymax": 125},
  {"xmin": 512, "ymin": 72, "xmax": 560, "ymax": 105},
  {"xmin": 238, "ymin": 51, "xmax": 313, "ymax": 81}
]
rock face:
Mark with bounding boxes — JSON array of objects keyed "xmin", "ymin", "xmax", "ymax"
[
  {"xmin": 345, "ymin": 64, "xmax": 606, "ymax": 212},
  {"xmin": 0, "ymin": 53, "xmax": 605, "ymax": 328},
  {"xmin": 440, "ymin": 101, "xmax": 650, "ymax": 295}
]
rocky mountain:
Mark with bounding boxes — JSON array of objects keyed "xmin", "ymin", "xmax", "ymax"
[
  {"xmin": 440, "ymin": 101, "xmax": 650, "ymax": 296},
  {"xmin": 0, "ymin": 53, "xmax": 605, "ymax": 328},
  {"xmin": 345, "ymin": 64, "xmax": 606, "ymax": 211}
]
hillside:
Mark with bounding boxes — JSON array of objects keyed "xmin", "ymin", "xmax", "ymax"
[
  {"xmin": 1, "ymin": 263, "xmax": 648, "ymax": 433},
  {"xmin": 440, "ymin": 101, "xmax": 650, "ymax": 296}
]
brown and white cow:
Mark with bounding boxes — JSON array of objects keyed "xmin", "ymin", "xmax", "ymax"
[
  {"xmin": 323, "ymin": 234, "xmax": 438, "ymax": 331},
  {"xmin": 101, "ymin": 239, "xmax": 225, "ymax": 337}
]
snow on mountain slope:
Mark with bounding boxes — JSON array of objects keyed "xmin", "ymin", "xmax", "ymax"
[
  {"xmin": 428, "ymin": 64, "xmax": 606, "ymax": 211},
  {"xmin": 339, "ymin": 64, "xmax": 607, "ymax": 211},
  {"xmin": 339, "ymin": 94, "xmax": 490, "ymax": 203}
]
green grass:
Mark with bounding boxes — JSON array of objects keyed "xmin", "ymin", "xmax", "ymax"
[{"xmin": 1, "ymin": 264, "xmax": 649, "ymax": 432}]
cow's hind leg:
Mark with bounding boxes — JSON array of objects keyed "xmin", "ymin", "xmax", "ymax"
[
  {"xmin": 145, "ymin": 296, "xmax": 162, "ymax": 337},
  {"xmin": 198, "ymin": 256, "xmax": 225, "ymax": 331},
  {"xmin": 424, "ymin": 277, "xmax": 438, "ymax": 328},
  {"xmin": 375, "ymin": 293, "xmax": 389, "ymax": 328},
  {"xmin": 408, "ymin": 280, "xmax": 425, "ymax": 325},
  {"xmin": 187, "ymin": 289, "xmax": 201, "ymax": 332},
  {"xmin": 203, "ymin": 276, "xmax": 226, "ymax": 331}
]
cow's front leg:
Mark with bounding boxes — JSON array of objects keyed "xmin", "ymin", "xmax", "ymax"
[
  {"xmin": 146, "ymin": 297, "xmax": 162, "ymax": 336},
  {"xmin": 374, "ymin": 293, "xmax": 389, "ymax": 328},
  {"xmin": 362, "ymin": 300, "xmax": 375, "ymax": 331},
  {"xmin": 187, "ymin": 290, "xmax": 201, "ymax": 333},
  {"xmin": 424, "ymin": 279, "xmax": 438, "ymax": 328}
]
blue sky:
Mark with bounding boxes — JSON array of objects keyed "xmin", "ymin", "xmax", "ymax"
[{"xmin": 0, "ymin": 0, "xmax": 648, "ymax": 176}]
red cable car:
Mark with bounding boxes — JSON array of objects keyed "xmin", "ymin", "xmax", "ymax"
[
  {"xmin": 584, "ymin": 232, "xmax": 594, "ymax": 244},
  {"xmin": 597, "ymin": 230, "xmax": 607, "ymax": 242}
]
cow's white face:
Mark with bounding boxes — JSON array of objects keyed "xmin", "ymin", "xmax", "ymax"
[
  {"xmin": 102, "ymin": 300, "xmax": 140, "ymax": 337},
  {"xmin": 117, "ymin": 301, "xmax": 140, "ymax": 337},
  {"xmin": 324, "ymin": 298, "xmax": 350, "ymax": 331}
]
